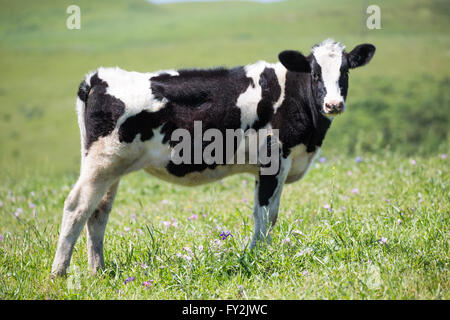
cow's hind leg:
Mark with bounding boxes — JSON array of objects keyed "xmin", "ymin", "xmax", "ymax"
[
  {"xmin": 51, "ymin": 172, "xmax": 116, "ymax": 276},
  {"xmin": 86, "ymin": 180, "xmax": 119, "ymax": 274}
]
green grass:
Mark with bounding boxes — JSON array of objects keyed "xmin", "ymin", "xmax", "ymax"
[
  {"xmin": 0, "ymin": 0, "xmax": 449, "ymax": 299},
  {"xmin": 0, "ymin": 153, "xmax": 448, "ymax": 299}
]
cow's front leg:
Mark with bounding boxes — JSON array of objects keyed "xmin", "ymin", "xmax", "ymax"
[{"xmin": 250, "ymin": 156, "xmax": 291, "ymax": 248}]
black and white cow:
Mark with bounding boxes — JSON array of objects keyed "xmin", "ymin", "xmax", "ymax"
[{"xmin": 52, "ymin": 39, "xmax": 375, "ymax": 276}]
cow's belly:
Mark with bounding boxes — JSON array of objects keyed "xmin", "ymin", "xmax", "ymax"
[
  {"xmin": 131, "ymin": 129, "xmax": 259, "ymax": 186},
  {"xmin": 144, "ymin": 163, "xmax": 257, "ymax": 186},
  {"xmin": 285, "ymin": 145, "xmax": 320, "ymax": 184}
]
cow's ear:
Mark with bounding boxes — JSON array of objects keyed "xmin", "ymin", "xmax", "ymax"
[
  {"xmin": 347, "ymin": 44, "xmax": 376, "ymax": 69},
  {"xmin": 278, "ymin": 50, "xmax": 311, "ymax": 73}
]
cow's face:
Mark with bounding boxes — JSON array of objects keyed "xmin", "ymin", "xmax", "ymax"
[{"xmin": 278, "ymin": 39, "xmax": 376, "ymax": 117}]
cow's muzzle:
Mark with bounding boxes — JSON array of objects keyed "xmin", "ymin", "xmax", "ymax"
[{"xmin": 323, "ymin": 101, "xmax": 345, "ymax": 116}]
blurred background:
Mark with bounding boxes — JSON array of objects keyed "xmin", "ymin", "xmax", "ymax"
[{"xmin": 0, "ymin": 0, "xmax": 448, "ymax": 178}]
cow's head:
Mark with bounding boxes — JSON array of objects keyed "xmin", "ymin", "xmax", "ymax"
[{"xmin": 278, "ymin": 39, "xmax": 376, "ymax": 117}]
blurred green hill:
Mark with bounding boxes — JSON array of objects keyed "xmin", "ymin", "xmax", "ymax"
[{"xmin": 0, "ymin": 0, "xmax": 448, "ymax": 176}]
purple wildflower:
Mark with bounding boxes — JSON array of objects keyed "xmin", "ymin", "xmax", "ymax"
[
  {"xmin": 124, "ymin": 227, "xmax": 130, "ymax": 232},
  {"xmin": 29, "ymin": 202, "xmax": 35, "ymax": 209},
  {"xmin": 131, "ymin": 213, "xmax": 136, "ymax": 221},
  {"xmin": 323, "ymin": 204, "xmax": 331, "ymax": 212},
  {"xmin": 142, "ymin": 280, "xmax": 154, "ymax": 288},
  {"xmin": 161, "ymin": 199, "xmax": 169, "ymax": 205},
  {"xmin": 14, "ymin": 208, "xmax": 23, "ymax": 218},
  {"xmin": 298, "ymin": 247, "xmax": 312, "ymax": 256},
  {"xmin": 441, "ymin": 154, "xmax": 447, "ymax": 160},
  {"xmin": 187, "ymin": 214, "xmax": 198, "ymax": 221},
  {"xmin": 220, "ymin": 231, "xmax": 233, "ymax": 240},
  {"xmin": 319, "ymin": 157, "xmax": 326, "ymax": 163},
  {"xmin": 162, "ymin": 221, "xmax": 171, "ymax": 227},
  {"xmin": 282, "ymin": 237, "xmax": 291, "ymax": 245},
  {"xmin": 351, "ymin": 188, "xmax": 359, "ymax": 194},
  {"xmin": 242, "ymin": 179, "xmax": 247, "ymax": 186},
  {"xmin": 124, "ymin": 276, "xmax": 135, "ymax": 284},
  {"xmin": 355, "ymin": 156, "xmax": 362, "ymax": 163},
  {"xmin": 183, "ymin": 254, "xmax": 192, "ymax": 261},
  {"xmin": 379, "ymin": 237, "xmax": 388, "ymax": 245},
  {"xmin": 410, "ymin": 159, "xmax": 416, "ymax": 165},
  {"xmin": 0, "ymin": 234, "xmax": 3, "ymax": 244}
]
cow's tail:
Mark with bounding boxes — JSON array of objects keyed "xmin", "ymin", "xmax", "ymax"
[{"xmin": 75, "ymin": 76, "xmax": 92, "ymax": 162}]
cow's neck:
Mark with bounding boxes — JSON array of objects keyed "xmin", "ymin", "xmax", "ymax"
[{"xmin": 274, "ymin": 70, "xmax": 332, "ymax": 156}]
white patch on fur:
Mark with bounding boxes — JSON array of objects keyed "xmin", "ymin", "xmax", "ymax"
[
  {"xmin": 237, "ymin": 61, "xmax": 286, "ymax": 128},
  {"xmin": 312, "ymin": 39, "xmax": 345, "ymax": 108},
  {"xmin": 94, "ymin": 67, "xmax": 180, "ymax": 128},
  {"xmin": 285, "ymin": 144, "xmax": 320, "ymax": 183},
  {"xmin": 75, "ymin": 97, "xmax": 87, "ymax": 162},
  {"xmin": 97, "ymin": 67, "xmax": 153, "ymax": 123},
  {"xmin": 272, "ymin": 62, "xmax": 287, "ymax": 113},
  {"xmin": 236, "ymin": 61, "xmax": 266, "ymax": 128}
]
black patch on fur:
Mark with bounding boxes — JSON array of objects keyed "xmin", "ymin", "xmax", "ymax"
[
  {"xmin": 339, "ymin": 55, "xmax": 349, "ymax": 100},
  {"xmin": 257, "ymin": 135, "xmax": 282, "ymax": 206},
  {"xmin": 118, "ymin": 108, "xmax": 168, "ymax": 143},
  {"xmin": 84, "ymin": 73, "xmax": 125, "ymax": 151},
  {"xmin": 77, "ymin": 80, "xmax": 91, "ymax": 103},
  {"xmin": 252, "ymin": 67, "xmax": 281, "ymax": 130},
  {"xmin": 162, "ymin": 67, "xmax": 251, "ymax": 176},
  {"xmin": 271, "ymin": 68, "xmax": 331, "ymax": 157},
  {"xmin": 258, "ymin": 174, "xmax": 278, "ymax": 206},
  {"xmin": 309, "ymin": 55, "xmax": 327, "ymax": 109}
]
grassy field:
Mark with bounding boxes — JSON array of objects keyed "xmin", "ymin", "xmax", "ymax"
[
  {"xmin": 0, "ymin": 0, "xmax": 448, "ymax": 299},
  {"xmin": 0, "ymin": 153, "xmax": 448, "ymax": 299}
]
